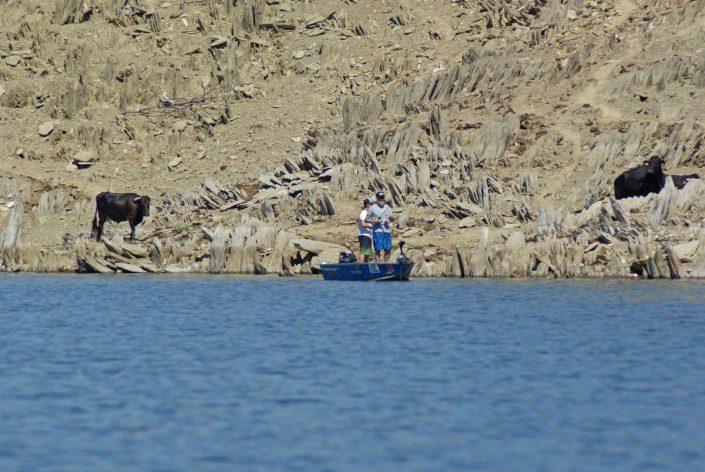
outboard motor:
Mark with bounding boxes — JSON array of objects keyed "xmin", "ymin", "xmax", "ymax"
[
  {"xmin": 396, "ymin": 240, "xmax": 411, "ymax": 264},
  {"xmin": 339, "ymin": 251, "xmax": 358, "ymax": 263}
]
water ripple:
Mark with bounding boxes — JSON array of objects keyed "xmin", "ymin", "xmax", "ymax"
[{"xmin": 1, "ymin": 276, "xmax": 705, "ymax": 470}]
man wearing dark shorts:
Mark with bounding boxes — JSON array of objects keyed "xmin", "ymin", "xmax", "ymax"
[{"xmin": 357, "ymin": 198, "xmax": 374, "ymax": 262}]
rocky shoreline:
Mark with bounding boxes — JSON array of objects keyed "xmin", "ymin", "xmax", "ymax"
[
  {"xmin": 3, "ymin": 178, "xmax": 705, "ymax": 279},
  {"xmin": 2, "ymin": 2, "xmax": 705, "ymax": 278}
]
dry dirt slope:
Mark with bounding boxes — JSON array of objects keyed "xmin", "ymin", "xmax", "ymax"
[{"xmin": 1, "ymin": 0, "xmax": 705, "ymax": 277}]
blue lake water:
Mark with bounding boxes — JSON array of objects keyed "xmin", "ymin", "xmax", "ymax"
[{"xmin": 1, "ymin": 276, "xmax": 705, "ymax": 471}]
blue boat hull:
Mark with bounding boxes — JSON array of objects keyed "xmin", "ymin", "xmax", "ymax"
[{"xmin": 320, "ymin": 262, "xmax": 414, "ymax": 281}]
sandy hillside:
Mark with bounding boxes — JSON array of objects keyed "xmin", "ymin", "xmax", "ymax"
[{"xmin": 2, "ymin": 0, "xmax": 705, "ymax": 277}]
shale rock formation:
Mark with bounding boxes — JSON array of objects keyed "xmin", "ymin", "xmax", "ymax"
[{"xmin": 2, "ymin": 0, "xmax": 705, "ymax": 277}]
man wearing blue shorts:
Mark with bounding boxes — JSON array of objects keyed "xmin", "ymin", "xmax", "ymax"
[{"xmin": 367, "ymin": 192, "xmax": 394, "ymax": 263}]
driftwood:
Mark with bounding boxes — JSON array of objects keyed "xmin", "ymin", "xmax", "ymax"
[
  {"xmin": 208, "ymin": 225, "xmax": 227, "ymax": 273},
  {"xmin": 1, "ymin": 202, "xmax": 23, "ymax": 269},
  {"xmin": 647, "ymin": 246, "xmax": 669, "ymax": 279},
  {"xmin": 649, "ymin": 177, "xmax": 676, "ymax": 226},
  {"xmin": 150, "ymin": 238, "xmax": 164, "ymax": 266},
  {"xmin": 690, "ymin": 240, "xmax": 705, "ymax": 278},
  {"xmin": 81, "ymin": 256, "xmax": 113, "ymax": 274},
  {"xmin": 121, "ymin": 96, "xmax": 209, "ymax": 116},
  {"xmin": 115, "ymin": 262, "xmax": 146, "ymax": 273},
  {"xmin": 609, "ymin": 198, "xmax": 629, "ymax": 224},
  {"xmin": 664, "ymin": 244, "xmax": 683, "ymax": 280}
]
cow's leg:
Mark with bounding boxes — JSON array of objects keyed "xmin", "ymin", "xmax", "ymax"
[
  {"xmin": 129, "ymin": 222, "xmax": 136, "ymax": 241},
  {"xmin": 96, "ymin": 218, "xmax": 105, "ymax": 241}
]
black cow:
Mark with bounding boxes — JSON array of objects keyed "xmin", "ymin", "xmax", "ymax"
[
  {"xmin": 92, "ymin": 192, "xmax": 151, "ymax": 241},
  {"xmin": 670, "ymin": 173, "xmax": 700, "ymax": 190},
  {"xmin": 614, "ymin": 156, "xmax": 665, "ymax": 199}
]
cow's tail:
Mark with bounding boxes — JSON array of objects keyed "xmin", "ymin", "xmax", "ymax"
[{"xmin": 91, "ymin": 209, "xmax": 98, "ymax": 237}]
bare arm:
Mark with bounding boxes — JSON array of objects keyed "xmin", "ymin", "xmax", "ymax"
[{"xmin": 359, "ymin": 212, "xmax": 373, "ymax": 228}]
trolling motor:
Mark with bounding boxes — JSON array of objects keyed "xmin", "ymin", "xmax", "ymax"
[
  {"xmin": 338, "ymin": 251, "xmax": 358, "ymax": 263},
  {"xmin": 396, "ymin": 240, "xmax": 411, "ymax": 264}
]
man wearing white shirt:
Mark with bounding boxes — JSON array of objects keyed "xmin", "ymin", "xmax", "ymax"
[
  {"xmin": 366, "ymin": 192, "xmax": 394, "ymax": 263},
  {"xmin": 357, "ymin": 198, "xmax": 374, "ymax": 262}
]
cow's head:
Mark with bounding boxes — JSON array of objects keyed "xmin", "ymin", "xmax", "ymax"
[
  {"xmin": 134, "ymin": 195, "xmax": 151, "ymax": 216},
  {"xmin": 644, "ymin": 155, "xmax": 665, "ymax": 175}
]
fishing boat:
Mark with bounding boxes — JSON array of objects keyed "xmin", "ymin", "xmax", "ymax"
[
  {"xmin": 320, "ymin": 261, "xmax": 414, "ymax": 281},
  {"xmin": 320, "ymin": 241, "xmax": 414, "ymax": 281}
]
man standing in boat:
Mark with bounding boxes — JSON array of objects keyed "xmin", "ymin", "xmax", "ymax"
[
  {"xmin": 357, "ymin": 197, "xmax": 374, "ymax": 262},
  {"xmin": 367, "ymin": 192, "xmax": 394, "ymax": 263}
]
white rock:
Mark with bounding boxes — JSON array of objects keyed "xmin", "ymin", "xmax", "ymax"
[
  {"xmin": 293, "ymin": 238, "xmax": 346, "ymax": 254},
  {"xmin": 5, "ymin": 56, "xmax": 20, "ymax": 67},
  {"xmin": 115, "ymin": 262, "xmax": 146, "ymax": 273},
  {"xmin": 676, "ymin": 179, "xmax": 705, "ymax": 209},
  {"xmin": 172, "ymin": 120, "xmax": 188, "ymax": 132},
  {"xmin": 311, "ymin": 247, "xmax": 343, "ymax": 270},
  {"xmin": 165, "ymin": 264, "xmax": 193, "ymax": 273},
  {"xmin": 459, "ymin": 216, "xmax": 476, "ymax": 228},
  {"xmin": 455, "ymin": 201, "xmax": 484, "ymax": 216},
  {"xmin": 0, "ymin": 84, "xmax": 5, "ymax": 97},
  {"xmin": 73, "ymin": 150, "xmax": 96, "ymax": 162},
  {"xmin": 292, "ymin": 50, "xmax": 305, "ymax": 59},
  {"xmin": 168, "ymin": 157, "xmax": 183, "ymax": 169},
  {"xmin": 6, "ymin": 201, "xmax": 15, "ymax": 209},
  {"xmin": 122, "ymin": 242, "xmax": 148, "ymax": 258},
  {"xmin": 209, "ymin": 36, "xmax": 228, "ymax": 49},
  {"xmin": 38, "ymin": 122, "xmax": 54, "ymax": 137},
  {"xmin": 649, "ymin": 177, "xmax": 676, "ymax": 226},
  {"xmin": 505, "ymin": 231, "xmax": 526, "ymax": 251},
  {"xmin": 674, "ymin": 240, "xmax": 700, "ymax": 260},
  {"xmin": 233, "ymin": 84, "xmax": 256, "ymax": 98}
]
